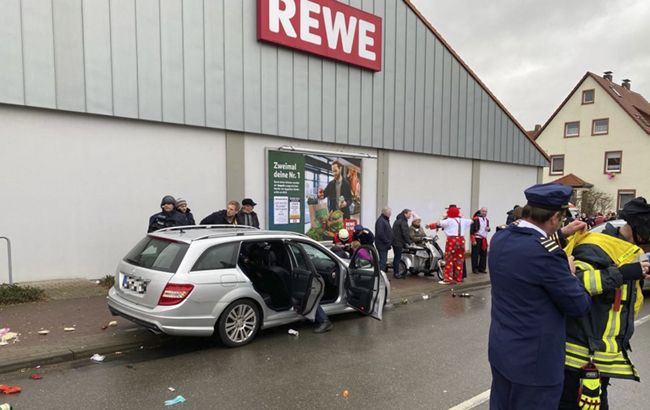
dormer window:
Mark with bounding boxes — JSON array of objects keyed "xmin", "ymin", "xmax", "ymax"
[{"xmin": 582, "ymin": 89, "xmax": 595, "ymax": 104}]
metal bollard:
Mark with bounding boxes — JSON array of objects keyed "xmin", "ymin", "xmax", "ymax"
[{"xmin": 0, "ymin": 237, "xmax": 12, "ymax": 285}]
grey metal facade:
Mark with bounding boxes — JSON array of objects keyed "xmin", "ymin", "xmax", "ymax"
[{"xmin": 0, "ymin": 0, "xmax": 547, "ymax": 167}]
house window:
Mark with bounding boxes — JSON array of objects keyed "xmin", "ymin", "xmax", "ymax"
[
  {"xmin": 592, "ymin": 118, "xmax": 609, "ymax": 135},
  {"xmin": 604, "ymin": 151, "xmax": 622, "ymax": 173},
  {"xmin": 582, "ymin": 89, "xmax": 595, "ymax": 104},
  {"xmin": 564, "ymin": 121, "xmax": 580, "ymax": 137},
  {"xmin": 550, "ymin": 155, "xmax": 565, "ymax": 175},
  {"xmin": 617, "ymin": 190, "xmax": 636, "ymax": 210}
]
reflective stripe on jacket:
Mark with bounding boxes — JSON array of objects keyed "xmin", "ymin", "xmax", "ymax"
[{"xmin": 562, "ymin": 229, "xmax": 644, "ymax": 380}]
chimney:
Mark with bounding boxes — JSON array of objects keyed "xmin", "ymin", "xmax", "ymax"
[
  {"xmin": 603, "ymin": 71, "xmax": 613, "ymax": 81},
  {"xmin": 622, "ymin": 79, "xmax": 631, "ymax": 90},
  {"xmin": 534, "ymin": 124, "xmax": 542, "ymax": 132}
]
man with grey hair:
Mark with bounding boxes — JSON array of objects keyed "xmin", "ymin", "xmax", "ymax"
[{"xmin": 374, "ymin": 207, "xmax": 393, "ymax": 272}]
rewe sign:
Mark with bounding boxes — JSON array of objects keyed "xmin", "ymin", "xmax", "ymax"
[{"xmin": 257, "ymin": 0, "xmax": 382, "ymax": 71}]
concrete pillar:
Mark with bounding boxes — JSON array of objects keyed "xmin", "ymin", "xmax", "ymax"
[
  {"xmin": 470, "ymin": 159, "xmax": 481, "ymax": 213},
  {"xmin": 226, "ymin": 131, "xmax": 245, "ymax": 203},
  {"xmin": 376, "ymin": 149, "xmax": 389, "ymax": 213}
]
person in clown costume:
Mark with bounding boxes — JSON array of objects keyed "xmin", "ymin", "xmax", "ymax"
[{"xmin": 429, "ymin": 205, "xmax": 473, "ymax": 284}]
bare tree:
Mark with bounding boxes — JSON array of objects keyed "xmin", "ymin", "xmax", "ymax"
[{"xmin": 578, "ymin": 189, "xmax": 614, "ymax": 215}]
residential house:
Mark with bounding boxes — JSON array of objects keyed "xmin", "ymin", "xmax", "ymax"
[{"xmin": 534, "ymin": 71, "xmax": 650, "ymax": 212}]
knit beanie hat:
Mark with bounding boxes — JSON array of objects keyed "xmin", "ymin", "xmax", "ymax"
[{"xmin": 176, "ymin": 198, "xmax": 188, "ymax": 208}]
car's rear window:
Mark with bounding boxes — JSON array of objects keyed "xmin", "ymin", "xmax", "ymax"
[
  {"xmin": 124, "ymin": 237, "xmax": 189, "ymax": 273},
  {"xmin": 192, "ymin": 242, "xmax": 239, "ymax": 271}
]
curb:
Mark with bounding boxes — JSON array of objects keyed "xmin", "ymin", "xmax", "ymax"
[
  {"xmin": 1, "ymin": 281, "xmax": 491, "ymax": 374},
  {"xmin": 388, "ymin": 279, "xmax": 491, "ymax": 307},
  {"xmin": 0, "ymin": 331, "xmax": 167, "ymax": 375}
]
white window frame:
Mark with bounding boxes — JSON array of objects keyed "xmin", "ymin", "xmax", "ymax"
[
  {"xmin": 592, "ymin": 118, "xmax": 609, "ymax": 136},
  {"xmin": 550, "ymin": 155, "xmax": 565, "ymax": 176},
  {"xmin": 604, "ymin": 151, "xmax": 622, "ymax": 173},
  {"xmin": 564, "ymin": 121, "xmax": 580, "ymax": 137}
]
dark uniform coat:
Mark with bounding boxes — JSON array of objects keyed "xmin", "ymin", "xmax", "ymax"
[{"xmin": 488, "ymin": 224, "xmax": 591, "ymax": 386}]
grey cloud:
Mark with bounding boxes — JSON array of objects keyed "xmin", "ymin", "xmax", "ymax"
[{"xmin": 410, "ymin": 0, "xmax": 650, "ymax": 129}]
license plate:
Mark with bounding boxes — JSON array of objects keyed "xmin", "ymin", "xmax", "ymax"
[{"xmin": 121, "ymin": 273, "xmax": 150, "ymax": 294}]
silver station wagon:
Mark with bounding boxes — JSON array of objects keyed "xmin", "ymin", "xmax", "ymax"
[{"xmin": 107, "ymin": 226, "xmax": 389, "ymax": 347}]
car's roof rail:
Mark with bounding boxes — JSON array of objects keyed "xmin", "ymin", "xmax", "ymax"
[
  {"xmin": 156, "ymin": 224, "xmax": 259, "ymax": 234},
  {"xmin": 193, "ymin": 230, "xmax": 310, "ymax": 242}
]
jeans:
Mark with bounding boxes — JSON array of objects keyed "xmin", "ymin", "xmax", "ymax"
[
  {"xmin": 392, "ymin": 245, "xmax": 403, "ymax": 277},
  {"xmin": 314, "ymin": 305, "xmax": 329, "ymax": 324},
  {"xmin": 377, "ymin": 247, "xmax": 389, "ymax": 272}
]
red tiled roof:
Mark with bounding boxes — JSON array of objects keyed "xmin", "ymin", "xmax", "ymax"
[
  {"xmin": 552, "ymin": 173, "xmax": 593, "ymax": 188},
  {"xmin": 402, "ymin": 0, "xmax": 549, "ymax": 162},
  {"xmin": 589, "ymin": 73, "xmax": 650, "ymax": 134},
  {"xmin": 534, "ymin": 72, "xmax": 650, "ymax": 140}
]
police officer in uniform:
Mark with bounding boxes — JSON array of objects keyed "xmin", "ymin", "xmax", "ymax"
[
  {"xmin": 488, "ymin": 183, "xmax": 592, "ymax": 409},
  {"xmin": 147, "ymin": 195, "xmax": 186, "ymax": 233}
]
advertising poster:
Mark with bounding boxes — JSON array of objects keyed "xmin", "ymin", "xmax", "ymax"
[{"xmin": 267, "ymin": 150, "xmax": 362, "ymax": 240}]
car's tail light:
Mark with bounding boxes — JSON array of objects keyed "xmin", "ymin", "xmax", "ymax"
[{"xmin": 158, "ymin": 284, "xmax": 194, "ymax": 306}]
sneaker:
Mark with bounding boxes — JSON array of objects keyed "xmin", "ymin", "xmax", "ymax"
[
  {"xmin": 438, "ymin": 280, "xmax": 453, "ymax": 285},
  {"xmin": 313, "ymin": 320, "xmax": 333, "ymax": 334}
]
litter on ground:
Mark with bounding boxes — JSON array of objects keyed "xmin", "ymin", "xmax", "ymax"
[
  {"xmin": 90, "ymin": 354, "xmax": 105, "ymax": 362},
  {"xmin": 164, "ymin": 395, "xmax": 186, "ymax": 406},
  {"xmin": 0, "ymin": 385, "xmax": 21, "ymax": 395}
]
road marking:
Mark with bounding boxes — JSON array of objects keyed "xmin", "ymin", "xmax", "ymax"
[
  {"xmin": 635, "ymin": 314, "xmax": 650, "ymax": 326},
  {"xmin": 448, "ymin": 389, "xmax": 490, "ymax": 410},
  {"xmin": 448, "ymin": 314, "xmax": 650, "ymax": 410}
]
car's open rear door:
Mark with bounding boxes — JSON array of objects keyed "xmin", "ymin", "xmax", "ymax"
[
  {"xmin": 345, "ymin": 245, "xmax": 385, "ymax": 320},
  {"xmin": 286, "ymin": 242, "xmax": 325, "ymax": 321}
]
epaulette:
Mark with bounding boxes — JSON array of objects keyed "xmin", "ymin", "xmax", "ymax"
[{"xmin": 538, "ymin": 236, "xmax": 561, "ymax": 253}]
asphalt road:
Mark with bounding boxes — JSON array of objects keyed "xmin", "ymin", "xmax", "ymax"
[{"xmin": 3, "ymin": 286, "xmax": 650, "ymax": 409}]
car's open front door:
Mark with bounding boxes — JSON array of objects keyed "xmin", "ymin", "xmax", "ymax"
[
  {"xmin": 287, "ymin": 242, "xmax": 325, "ymax": 321},
  {"xmin": 345, "ymin": 245, "xmax": 385, "ymax": 320}
]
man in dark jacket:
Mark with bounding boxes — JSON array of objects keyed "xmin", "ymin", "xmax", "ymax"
[
  {"xmin": 489, "ymin": 184, "xmax": 591, "ymax": 409},
  {"xmin": 375, "ymin": 208, "xmax": 393, "ymax": 273},
  {"xmin": 201, "ymin": 201, "xmax": 240, "ymax": 225},
  {"xmin": 505, "ymin": 204, "xmax": 521, "ymax": 225},
  {"xmin": 391, "ymin": 209, "xmax": 413, "ymax": 279},
  {"xmin": 175, "ymin": 198, "xmax": 195, "ymax": 225},
  {"xmin": 319, "ymin": 160, "xmax": 353, "ymax": 218},
  {"xmin": 236, "ymin": 198, "xmax": 260, "ymax": 228},
  {"xmin": 148, "ymin": 195, "xmax": 186, "ymax": 233}
]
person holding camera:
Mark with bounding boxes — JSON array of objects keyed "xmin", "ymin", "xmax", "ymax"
[{"xmin": 147, "ymin": 195, "xmax": 186, "ymax": 233}]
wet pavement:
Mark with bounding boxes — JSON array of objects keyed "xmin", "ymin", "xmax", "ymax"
[{"xmin": 3, "ymin": 287, "xmax": 650, "ymax": 409}]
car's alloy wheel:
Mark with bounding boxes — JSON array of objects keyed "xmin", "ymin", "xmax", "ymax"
[{"xmin": 217, "ymin": 300, "xmax": 260, "ymax": 347}]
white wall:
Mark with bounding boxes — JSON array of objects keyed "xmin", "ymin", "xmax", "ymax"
[
  {"xmin": 478, "ymin": 161, "xmax": 539, "ymax": 239},
  {"xmin": 243, "ymin": 134, "xmax": 378, "ymax": 230},
  {"xmin": 0, "ymin": 105, "xmax": 226, "ymax": 282},
  {"xmin": 386, "ymin": 152, "xmax": 473, "ymax": 222}
]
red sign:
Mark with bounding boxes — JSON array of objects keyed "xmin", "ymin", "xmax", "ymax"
[{"xmin": 257, "ymin": 0, "xmax": 382, "ymax": 71}]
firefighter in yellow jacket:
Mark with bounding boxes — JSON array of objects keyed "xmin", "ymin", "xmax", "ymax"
[{"xmin": 559, "ymin": 197, "xmax": 650, "ymax": 409}]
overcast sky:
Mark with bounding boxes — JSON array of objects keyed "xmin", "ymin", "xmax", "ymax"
[{"xmin": 410, "ymin": 0, "xmax": 650, "ymax": 130}]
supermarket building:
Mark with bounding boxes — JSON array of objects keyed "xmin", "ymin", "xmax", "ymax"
[{"xmin": 0, "ymin": 0, "xmax": 547, "ymax": 282}]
